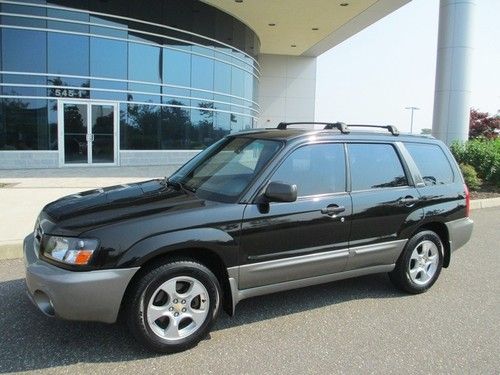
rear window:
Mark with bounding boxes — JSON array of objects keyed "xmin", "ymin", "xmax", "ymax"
[
  {"xmin": 405, "ymin": 143, "xmax": 454, "ymax": 186},
  {"xmin": 348, "ymin": 143, "xmax": 408, "ymax": 191}
]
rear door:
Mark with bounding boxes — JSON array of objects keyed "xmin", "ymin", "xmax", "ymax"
[
  {"xmin": 239, "ymin": 142, "xmax": 352, "ymax": 289},
  {"xmin": 346, "ymin": 142, "xmax": 424, "ymax": 270}
]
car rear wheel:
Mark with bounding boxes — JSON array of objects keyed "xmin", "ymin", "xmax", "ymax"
[
  {"xmin": 389, "ymin": 230, "xmax": 443, "ymax": 294},
  {"xmin": 126, "ymin": 259, "xmax": 221, "ymax": 353}
]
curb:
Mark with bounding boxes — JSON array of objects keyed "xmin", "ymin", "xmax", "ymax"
[
  {"xmin": 470, "ymin": 197, "xmax": 500, "ymax": 210},
  {"xmin": 1, "ymin": 197, "xmax": 500, "ymax": 262},
  {"xmin": 0, "ymin": 241, "xmax": 24, "ymax": 261}
]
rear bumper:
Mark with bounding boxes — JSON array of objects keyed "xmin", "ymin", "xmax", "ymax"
[
  {"xmin": 23, "ymin": 234, "xmax": 139, "ymax": 323},
  {"xmin": 446, "ymin": 217, "xmax": 474, "ymax": 252}
]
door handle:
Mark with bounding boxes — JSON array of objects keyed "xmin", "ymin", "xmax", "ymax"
[
  {"xmin": 398, "ymin": 196, "xmax": 419, "ymax": 206},
  {"xmin": 321, "ymin": 205, "xmax": 346, "ymax": 216}
]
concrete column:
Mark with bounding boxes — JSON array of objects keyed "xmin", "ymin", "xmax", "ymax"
[
  {"xmin": 257, "ymin": 54, "xmax": 317, "ymax": 127},
  {"xmin": 432, "ymin": 0, "xmax": 476, "ymax": 144}
]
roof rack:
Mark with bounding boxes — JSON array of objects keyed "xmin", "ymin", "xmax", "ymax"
[
  {"xmin": 347, "ymin": 124, "xmax": 399, "ymax": 136},
  {"xmin": 277, "ymin": 122, "xmax": 350, "ymax": 134},
  {"xmin": 276, "ymin": 122, "xmax": 399, "ymax": 136}
]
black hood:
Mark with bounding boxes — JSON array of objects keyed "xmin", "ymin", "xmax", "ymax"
[{"xmin": 42, "ymin": 179, "xmax": 205, "ymax": 233}]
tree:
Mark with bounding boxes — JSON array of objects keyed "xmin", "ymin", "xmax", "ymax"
[
  {"xmin": 420, "ymin": 128, "xmax": 432, "ymax": 135},
  {"xmin": 469, "ymin": 108, "xmax": 499, "ymax": 139}
]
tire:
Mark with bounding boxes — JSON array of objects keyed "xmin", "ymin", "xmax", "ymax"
[
  {"xmin": 389, "ymin": 230, "xmax": 443, "ymax": 294},
  {"xmin": 126, "ymin": 259, "xmax": 222, "ymax": 353}
]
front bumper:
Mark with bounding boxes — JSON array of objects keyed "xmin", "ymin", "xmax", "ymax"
[
  {"xmin": 23, "ymin": 234, "xmax": 139, "ymax": 323},
  {"xmin": 446, "ymin": 217, "xmax": 474, "ymax": 252}
]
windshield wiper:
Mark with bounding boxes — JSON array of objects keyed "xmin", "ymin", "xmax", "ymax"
[{"xmin": 163, "ymin": 178, "xmax": 196, "ymax": 194}]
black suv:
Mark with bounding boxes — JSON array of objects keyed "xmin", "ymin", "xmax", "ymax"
[{"xmin": 24, "ymin": 123, "xmax": 473, "ymax": 353}]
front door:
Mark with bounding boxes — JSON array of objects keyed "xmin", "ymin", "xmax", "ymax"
[
  {"xmin": 58, "ymin": 101, "xmax": 118, "ymax": 166},
  {"xmin": 239, "ymin": 142, "xmax": 352, "ymax": 290}
]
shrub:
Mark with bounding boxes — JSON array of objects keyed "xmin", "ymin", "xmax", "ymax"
[
  {"xmin": 459, "ymin": 164, "xmax": 481, "ymax": 190},
  {"xmin": 450, "ymin": 138, "xmax": 500, "ymax": 187}
]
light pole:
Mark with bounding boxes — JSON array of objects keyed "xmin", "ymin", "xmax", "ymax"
[{"xmin": 405, "ymin": 106, "xmax": 420, "ymax": 133}]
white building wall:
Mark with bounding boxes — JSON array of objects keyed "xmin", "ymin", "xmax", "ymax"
[
  {"xmin": 119, "ymin": 150, "xmax": 199, "ymax": 167},
  {"xmin": 0, "ymin": 151, "xmax": 59, "ymax": 169},
  {"xmin": 257, "ymin": 54, "xmax": 317, "ymax": 127}
]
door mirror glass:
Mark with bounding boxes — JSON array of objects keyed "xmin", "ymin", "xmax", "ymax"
[{"xmin": 265, "ymin": 182, "xmax": 297, "ymax": 202}]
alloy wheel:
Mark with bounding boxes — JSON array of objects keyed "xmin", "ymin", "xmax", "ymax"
[{"xmin": 146, "ymin": 276, "xmax": 209, "ymax": 341}]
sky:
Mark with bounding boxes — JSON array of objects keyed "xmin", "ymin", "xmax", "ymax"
[{"xmin": 315, "ymin": 0, "xmax": 500, "ymax": 134}]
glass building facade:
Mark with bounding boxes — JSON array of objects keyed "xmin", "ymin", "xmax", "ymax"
[{"xmin": 0, "ymin": 0, "xmax": 260, "ymax": 166}]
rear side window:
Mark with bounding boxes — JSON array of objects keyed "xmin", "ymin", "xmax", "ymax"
[
  {"xmin": 405, "ymin": 143, "xmax": 454, "ymax": 185},
  {"xmin": 271, "ymin": 143, "xmax": 346, "ymax": 197},
  {"xmin": 348, "ymin": 143, "xmax": 408, "ymax": 191}
]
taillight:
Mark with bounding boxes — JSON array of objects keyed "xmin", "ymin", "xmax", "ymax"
[{"xmin": 464, "ymin": 184, "xmax": 470, "ymax": 217}]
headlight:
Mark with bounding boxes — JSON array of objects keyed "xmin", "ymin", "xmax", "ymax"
[{"xmin": 42, "ymin": 236, "xmax": 99, "ymax": 266}]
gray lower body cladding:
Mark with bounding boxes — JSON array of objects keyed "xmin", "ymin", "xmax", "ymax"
[
  {"xmin": 227, "ymin": 239, "xmax": 407, "ymax": 314},
  {"xmin": 24, "ymin": 234, "xmax": 139, "ymax": 323},
  {"xmin": 446, "ymin": 217, "xmax": 474, "ymax": 252}
]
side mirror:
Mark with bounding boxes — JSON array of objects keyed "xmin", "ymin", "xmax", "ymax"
[{"xmin": 264, "ymin": 181, "xmax": 297, "ymax": 203}]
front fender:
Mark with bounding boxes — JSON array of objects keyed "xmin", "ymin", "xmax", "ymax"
[{"xmin": 115, "ymin": 227, "xmax": 238, "ymax": 268}]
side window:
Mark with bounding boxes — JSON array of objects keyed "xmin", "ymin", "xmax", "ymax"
[
  {"xmin": 405, "ymin": 143, "xmax": 454, "ymax": 185},
  {"xmin": 348, "ymin": 143, "xmax": 408, "ymax": 190},
  {"xmin": 271, "ymin": 143, "xmax": 346, "ymax": 197}
]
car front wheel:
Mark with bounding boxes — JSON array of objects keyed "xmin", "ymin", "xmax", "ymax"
[
  {"xmin": 126, "ymin": 259, "xmax": 221, "ymax": 353},
  {"xmin": 389, "ymin": 230, "xmax": 444, "ymax": 294}
]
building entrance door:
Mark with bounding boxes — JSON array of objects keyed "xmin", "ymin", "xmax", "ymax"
[{"xmin": 58, "ymin": 101, "xmax": 118, "ymax": 166}]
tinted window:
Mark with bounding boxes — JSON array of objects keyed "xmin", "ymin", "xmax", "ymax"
[
  {"xmin": 128, "ymin": 43, "xmax": 161, "ymax": 83},
  {"xmin": 90, "ymin": 38, "xmax": 127, "ymax": 79},
  {"xmin": 163, "ymin": 48, "xmax": 191, "ymax": 87},
  {"xmin": 348, "ymin": 144, "xmax": 408, "ymax": 190},
  {"xmin": 48, "ymin": 33, "xmax": 89, "ymax": 76},
  {"xmin": 0, "ymin": 0, "xmax": 260, "ymax": 152},
  {"xmin": 272, "ymin": 144, "xmax": 346, "ymax": 197},
  {"xmin": 0, "ymin": 98, "xmax": 49, "ymax": 150},
  {"xmin": 2, "ymin": 29, "xmax": 46, "ymax": 73},
  {"xmin": 192, "ymin": 55, "xmax": 214, "ymax": 92},
  {"xmin": 405, "ymin": 143, "xmax": 454, "ymax": 185}
]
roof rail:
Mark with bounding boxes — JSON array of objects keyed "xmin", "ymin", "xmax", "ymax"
[
  {"xmin": 276, "ymin": 122, "xmax": 350, "ymax": 134},
  {"xmin": 347, "ymin": 124, "xmax": 399, "ymax": 136},
  {"xmin": 276, "ymin": 122, "xmax": 399, "ymax": 136}
]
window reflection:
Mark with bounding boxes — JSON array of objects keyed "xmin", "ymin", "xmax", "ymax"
[
  {"xmin": 214, "ymin": 61, "xmax": 231, "ymax": 93},
  {"xmin": 128, "ymin": 43, "xmax": 161, "ymax": 83},
  {"xmin": 1, "ymin": 0, "xmax": 259, "ymax": 152},
  {"xmin": 192, "ymin": 55, "xmax": 214, "ymax": 92},
  {"xmin": 0, "ymin": 99, "xmax": 49, "ymax": 150},
  {"xmin": 272, "ymin": 144, "xmax": 347, "ymax": 196},
  {"xmin": 90, "ymin": 38, "xmax": 127, "ymax": 79},
  {"xmin": 405, "ymin": 143, "xmax": 454, "ymax": 185},
  {"xmin": 47, "ymin": 8, "xmax": 89, "ymax": 33},
  {"xmin": 348, "ymin": 144, "xmax": 408, "ymax": 190},
  {"xmin": 48, "ymin": 33, "xmax": 89, "ymax": 76},
  {"xmin": 163, "ymin": 48, "xmax": 191, "ymax": 86},
  {"xmin": 90, "ymin": 15, "xmax": 128, "ymax": 38},
  {"xmin": 1, "ymin": 3, "xmax": 47, "ymax": 28},
  {"xmin": 2, "ymin": 29, "xmax": 46, "ymax": 73}
]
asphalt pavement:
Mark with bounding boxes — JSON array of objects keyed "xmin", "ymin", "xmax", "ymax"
[{"xmin": 0, "ymin": 208, "xmax": 498, "ymax": 374}]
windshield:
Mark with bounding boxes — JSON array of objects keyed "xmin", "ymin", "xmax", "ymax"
[{"xmin": 169, "ymin": 137, "xmax": 282, "ymax": 202}]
